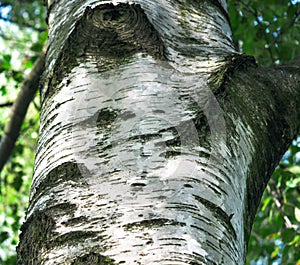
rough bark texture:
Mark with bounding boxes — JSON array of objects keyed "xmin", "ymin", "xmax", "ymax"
[{"xmin": 17, "ymin": 1, "xmax": 300, "ymax": 264}]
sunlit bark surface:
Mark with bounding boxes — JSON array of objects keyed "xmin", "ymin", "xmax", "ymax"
[{"xmin": 17, "ymin": 0, "xmax": 300, "ymax": 264}]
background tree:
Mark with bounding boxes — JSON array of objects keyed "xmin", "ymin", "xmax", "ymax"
[{"xmin": 0, "ymin": 0, "xmax": 299, "ymax": 264}]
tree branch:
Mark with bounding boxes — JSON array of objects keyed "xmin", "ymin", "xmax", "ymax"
[
  {"xmin": 0, "ymin": 102, "xmax": 13, "ymax": 107},
  {"xmin": 0, "ymin": 51, "xmax": 45, "ymax": 174}
]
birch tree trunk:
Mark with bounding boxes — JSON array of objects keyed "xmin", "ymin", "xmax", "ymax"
[{"xmin": 17, "ymin": 0, "xmax": 300, "ymax": 264}]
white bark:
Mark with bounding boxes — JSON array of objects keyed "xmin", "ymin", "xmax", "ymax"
[
  {"xmin": 31, "ymin": 56, "xmax": 252, "ymax": 264},
  {"xmin": 44, "ymin": 0, "xmax": 235, "ymax": 99},
  {"xmin": 17, "ymin": 1, "xmax": 300, "ymax": 264}
]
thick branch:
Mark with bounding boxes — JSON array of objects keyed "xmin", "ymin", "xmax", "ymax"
[
  {"xmin": 225, "ymin": 54, "xmax": 300, "ymax": 242},
  {"xmin": 0, "ymin": 51, "xmax": 45, "ymax": 174}
]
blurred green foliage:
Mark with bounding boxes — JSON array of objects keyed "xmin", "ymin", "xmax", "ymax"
[
  {"xmin": 229, "ymin": 0, "xmax": 300, "ymax": 66},
  {"xmin": 247, "ymin": 140, "xmax": 300, "ymax": 265},
  {"xmin": 0, "ymin": 0, "xmax": 299, "ymax": 264},
  {"xmin": 0, "ymin": 1, "xmax": 46, "ymax": 264}
]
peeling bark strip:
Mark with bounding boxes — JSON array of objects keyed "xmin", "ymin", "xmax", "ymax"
[{"xmin": 17, "ymin": 0, "xmax": 300, "ymax": 264}]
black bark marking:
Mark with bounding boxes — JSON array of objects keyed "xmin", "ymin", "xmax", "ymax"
[
  {"xmin": 194, "ymin": 195, "xmax": 237, "ymax": 240},
  {"xmin": 54, "ymin": 231, "xmax": 96, "ymax": 247},
  {"xmin": 62, "ymin": 216, "xmax": 89, "ymax": 226},
  {"xmin": 71, "ymin": 252, "xmax": 116, "ymax": 265},
  {"xmin": 123, "ymin": 218, "xmax": 186, "ymax": 231},
  {"xmin": 31, "ymin": 162, "xmax": 88, "ymax": 204},
  {"xmin": 96, "ymin": 108, "xmax": 119, "ymax": 128},
  {"xmin": 28, "ymin": 162, "xmax": 89, "ymax": 222}
]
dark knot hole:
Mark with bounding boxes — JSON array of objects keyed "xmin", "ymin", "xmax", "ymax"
[{"xmin": 103, "ymin": 10, "xmax": 122, "ymax": 21}]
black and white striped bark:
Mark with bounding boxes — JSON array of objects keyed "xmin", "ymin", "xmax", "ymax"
[{"xmin": 17, "ymin": 1, "xmax": 300, "ymax": 264}]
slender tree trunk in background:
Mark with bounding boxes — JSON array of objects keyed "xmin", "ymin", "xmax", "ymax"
[{"xmin": 17, "ymin": 1, "xmax": 300, "ymax": 264}]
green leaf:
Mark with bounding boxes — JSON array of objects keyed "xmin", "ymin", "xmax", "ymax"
[
  {"xmin": 262, "ymin": 197, "xmax": 272, "ymax": 212},
  {"xmin": 0, "ymin": 85, "xmax": 7, "ymax": 96},
  {"xmin": 286, "ymin": 177, "xmax": 300, "ymax": 188},
  {"xmin": 30, "ymin": 42, "xmax": 43, "ymax": 52},
  {"xmin": 0, "ymin": 54, "xmax": 12, "ymax": 71},
  {"xmin": 11, "ymin": 70, "xmax": 24, "ymax": 83},
  {"xmin": 295, "ymin": 207, "xmax": 300, "ymax": 222},
  {"xmin": 273, "ymin": 213, "xmax": 284, "ymax": 231},
  {"xmin": 38, "ymin": 30, "xmax": 48, "ymax": 43},
  {"xmin": 288, "ymin": 166, "xmax": 300, "ymax": 175},
  {"xmin": 282, "ymin": 228, "xmax": 296, "ymax": 243},
  {"xmin": 0, "ymin": 231, "xmax": 10, "ymax": 242},
  {"xmin": 12, "ymin": 173, "xmax": 23, "ymax": 191},
  {"xmin": 24, "ymin": 59, "xmax": 33, "ymax": 69}
]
